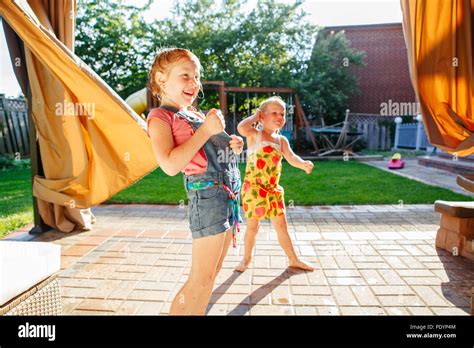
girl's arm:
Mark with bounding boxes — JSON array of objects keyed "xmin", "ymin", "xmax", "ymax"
[
  {"xmin": 280, "ymin": 135, "xmax": 314, "ymax": 174},
  {"xmin": 148, "ymin": 109, "xmax": 223, "ymax": 176},
  {"xmin": 237, "ymin": 112, "xmax": 260, "ymax": 137}
]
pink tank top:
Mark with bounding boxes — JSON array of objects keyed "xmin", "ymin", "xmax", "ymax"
[{"xmin": 146, "ymin": 107, "xmax": 207, "ymax": 176}]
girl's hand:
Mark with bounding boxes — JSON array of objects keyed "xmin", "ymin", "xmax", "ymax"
[
  {"xmin": 252, "ymin": 111, "xmax": 263, "ymax": 129},
  {"xmin": 302, "ymin": 160, "xmax": 314, "ymax": 174},
  {"xmin": 229, "ymin": 135, "xmax": 244, "ymax": 155},
  {"xmin": 202, "ymin": 108, "xmax": 225, "ymax": 136}
]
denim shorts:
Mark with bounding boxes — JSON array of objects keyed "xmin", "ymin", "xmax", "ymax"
[{"xmin": 184, "ymin": 170, "xmax": 241, "ymax": 239}]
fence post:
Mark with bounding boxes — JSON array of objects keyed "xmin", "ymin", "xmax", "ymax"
[
  {"xmin": 367, "ymin": 123, "xmax": 372, "ymax": 150},
  {"xmin": 380, "ymin": 126, "xmax": 386, "ymax": 150},
  {"xmin": 374, "ymin": 123, "xmax": 380, "ymax": 151},
  {"xmin": 393, "ymin": 117, "xmax": 402, "ymax": 150},
  {"xmin": 386, "ymin": 126, "xmax": 391, "ymax": 150},
  {"xmin": 415, "ymin": 114, "xmax": 423, "ymax": 151},
  {"xmin": 362, "ymin": 122, "xmax": 368, "ymax": 146}
]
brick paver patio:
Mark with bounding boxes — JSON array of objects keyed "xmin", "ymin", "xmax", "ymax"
[{"xmin": 6, "ymin": 204, "xmax": 473, "ymax": 315}]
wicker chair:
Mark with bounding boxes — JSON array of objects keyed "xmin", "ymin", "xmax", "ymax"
[
  {"xmin": 0, "ymin": 241, "xmax": 63, "ymax": 316},
  {"xmin": 0, "ymin": 272, "xmax": 62, "ymax": 315}
]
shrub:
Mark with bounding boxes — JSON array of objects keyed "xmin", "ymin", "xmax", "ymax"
[{"xmin": 0, "ymin": 154, "xmax": 31, "ymax": 170}]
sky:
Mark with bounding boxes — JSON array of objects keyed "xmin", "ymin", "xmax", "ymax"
[{"xmin": 0, "ymin": 0, "xmax": 403, "ymax": 97}]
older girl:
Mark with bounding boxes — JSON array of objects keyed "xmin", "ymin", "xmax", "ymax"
[{"xmin": 147, "ymin": 48, "xmax": 243, "ymax": 315}]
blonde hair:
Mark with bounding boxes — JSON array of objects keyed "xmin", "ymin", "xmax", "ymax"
[
  {"xmin": 257, "ymin": 96, "xmax": 286, "ymax": 134},
  {"xmin": 258, "ymin": 96, "xmax": 286, "ymax": 113},
  {"xmin": 147, "ymin": 48, "xmax": 202, "ymax": 104}
]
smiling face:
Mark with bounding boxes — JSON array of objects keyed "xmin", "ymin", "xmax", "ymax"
[
  {"xmin": 155, "ymin": 58, "xmax": 201, "ymax": 108},
  {"xmin": 260, "ymin": 102, "xmax": 286, "ymax": 131}
]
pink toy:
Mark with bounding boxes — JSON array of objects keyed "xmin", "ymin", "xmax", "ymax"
[{"xmin": 388, "ymin": 153, "xmax": 405, "ymax": 169}]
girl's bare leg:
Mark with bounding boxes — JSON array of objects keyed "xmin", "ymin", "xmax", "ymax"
[
  {"xmin": 235, "ymin": 218, "xmax": 260, "ymax": 272},
  {"xmin": 271, "ymin": 214, "xmax": 314, "ymax": 271},
  {"xmin": 169, "ymin": 229, "xmax": 229, "ymax": 315},
  {"xmin": 214, "ymin": 229, "xmax": 232, "ymax": 276}
]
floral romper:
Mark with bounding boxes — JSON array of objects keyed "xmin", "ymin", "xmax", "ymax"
[{"xmin": 241, "ymin": 129, "xmax": 285, "ymax": 219}]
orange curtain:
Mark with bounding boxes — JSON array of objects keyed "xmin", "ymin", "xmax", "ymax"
[
  {"xmin": 0, "ymin": 0, "xmax": 159, "ymax": 232},
  {"xmin": 400, "ymin": 0, "xmax": 474, "ymax": 156}
]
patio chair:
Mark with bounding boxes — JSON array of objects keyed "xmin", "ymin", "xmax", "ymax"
[{"xmin": 311, "ymin": 110, "xmax": 363, "ymax": 157}]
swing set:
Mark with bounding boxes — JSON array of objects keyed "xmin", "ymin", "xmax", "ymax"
[{"xmin": 199, "ymin": 81, "xmax": 318, "ymax": 153}]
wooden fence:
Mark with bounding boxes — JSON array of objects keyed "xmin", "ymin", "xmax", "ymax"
[
  {"xmin": 347, "ymin": 113, "xmax": 395, "ymax": 151},
  {"xmin": 355, "ymin": 121, "xmax": 392, "ymax": 150},
  {"xmin": 0, "ymin": 94, "xmax": 29, "ymax": 156}
]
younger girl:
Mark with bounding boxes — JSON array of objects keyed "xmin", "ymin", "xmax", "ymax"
[
  {"xmin": 236, "ymin": 96, "xmax": 315, "ymax": 272},
  {"xmin": 147, "ymin": 48, "xmax": 244, "ymax": 315}
]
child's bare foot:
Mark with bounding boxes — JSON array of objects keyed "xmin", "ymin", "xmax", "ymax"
[
  {"xmin": 235, "ymin": 258, "xmax": 251, "ymax": 272},
  {"xmin": 289, "ymin": 258, "xmax": 315, "ymax": 271}
]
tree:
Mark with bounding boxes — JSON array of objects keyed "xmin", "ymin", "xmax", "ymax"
[
  {"xmin": 297, "ymin": 30, "xmax": 366, "ymax": 124},
  {"xmin": 75, "ymin": 0, "xmax": 365, "ymax": 122},
  {"xmin": 75, "ymin": 0, "xmax": 153, "ymax": 99},
  {"xmin": 150, "ymin": 0, "xmax": 314, "ymax": 88}
]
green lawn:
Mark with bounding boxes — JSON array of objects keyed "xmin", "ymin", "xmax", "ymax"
[
  {"xmin": 278, "ymin": 161, "xmax": 470, "ymax": 205},
  {"xmin": 107, "ymin": 161, "xmax": 470, "ymax": 205},
  {"xmin": 0, "ymin": 168, "xmax": 34, "ymax": 238},
  {"xmin": 1, "ymin": 161, "xmax": 471, "ymax": 238}
]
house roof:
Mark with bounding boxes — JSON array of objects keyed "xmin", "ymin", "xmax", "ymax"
[{"xmin": 323, "ymin": 22, "xmax": 402, "ymax": 32}]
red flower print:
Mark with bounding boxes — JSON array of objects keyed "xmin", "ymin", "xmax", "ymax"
[
  {"xmin": 278, "ymin": 200, "xmax": 284, "ymax": 209},
  {"xmin": 263, "ymin": 146, "xmax": 273, "ymax": 153},
  {"xmin": 269, "ymin": 176, "xmax": 276, "ymax": 185},
  {"xmin": 255, "ymin": 207, "xmax": 266, "ymax": 217},
  {"xmin": 259, "ymin": 188, "xmax": 267, "ymax": 198},
  {"xmin": 257, "ymin": 159, "xmax": 266, "ymax": 169},
  {"xmin": 256, "ymin": 177, "xmax": 262, "ymax": 185},
  {"xmin": 271, "ymin": 201, "xmax": 277, "ymax": 209},
  {"xmin": 272, "ymin": 156, "xmax": 280, "ymax": 165},
  {"xmin": 244, "ymin": 203, "xmax": 249, "ymax": 211},
  {"xmin": 243, "ymin": 180, "xmax": 250, "ymax": 192}
]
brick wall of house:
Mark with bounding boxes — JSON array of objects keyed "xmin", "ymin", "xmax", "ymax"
[{"xmin": 324, "ymin": 23, "xmax": 417, "ymax": 115}]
